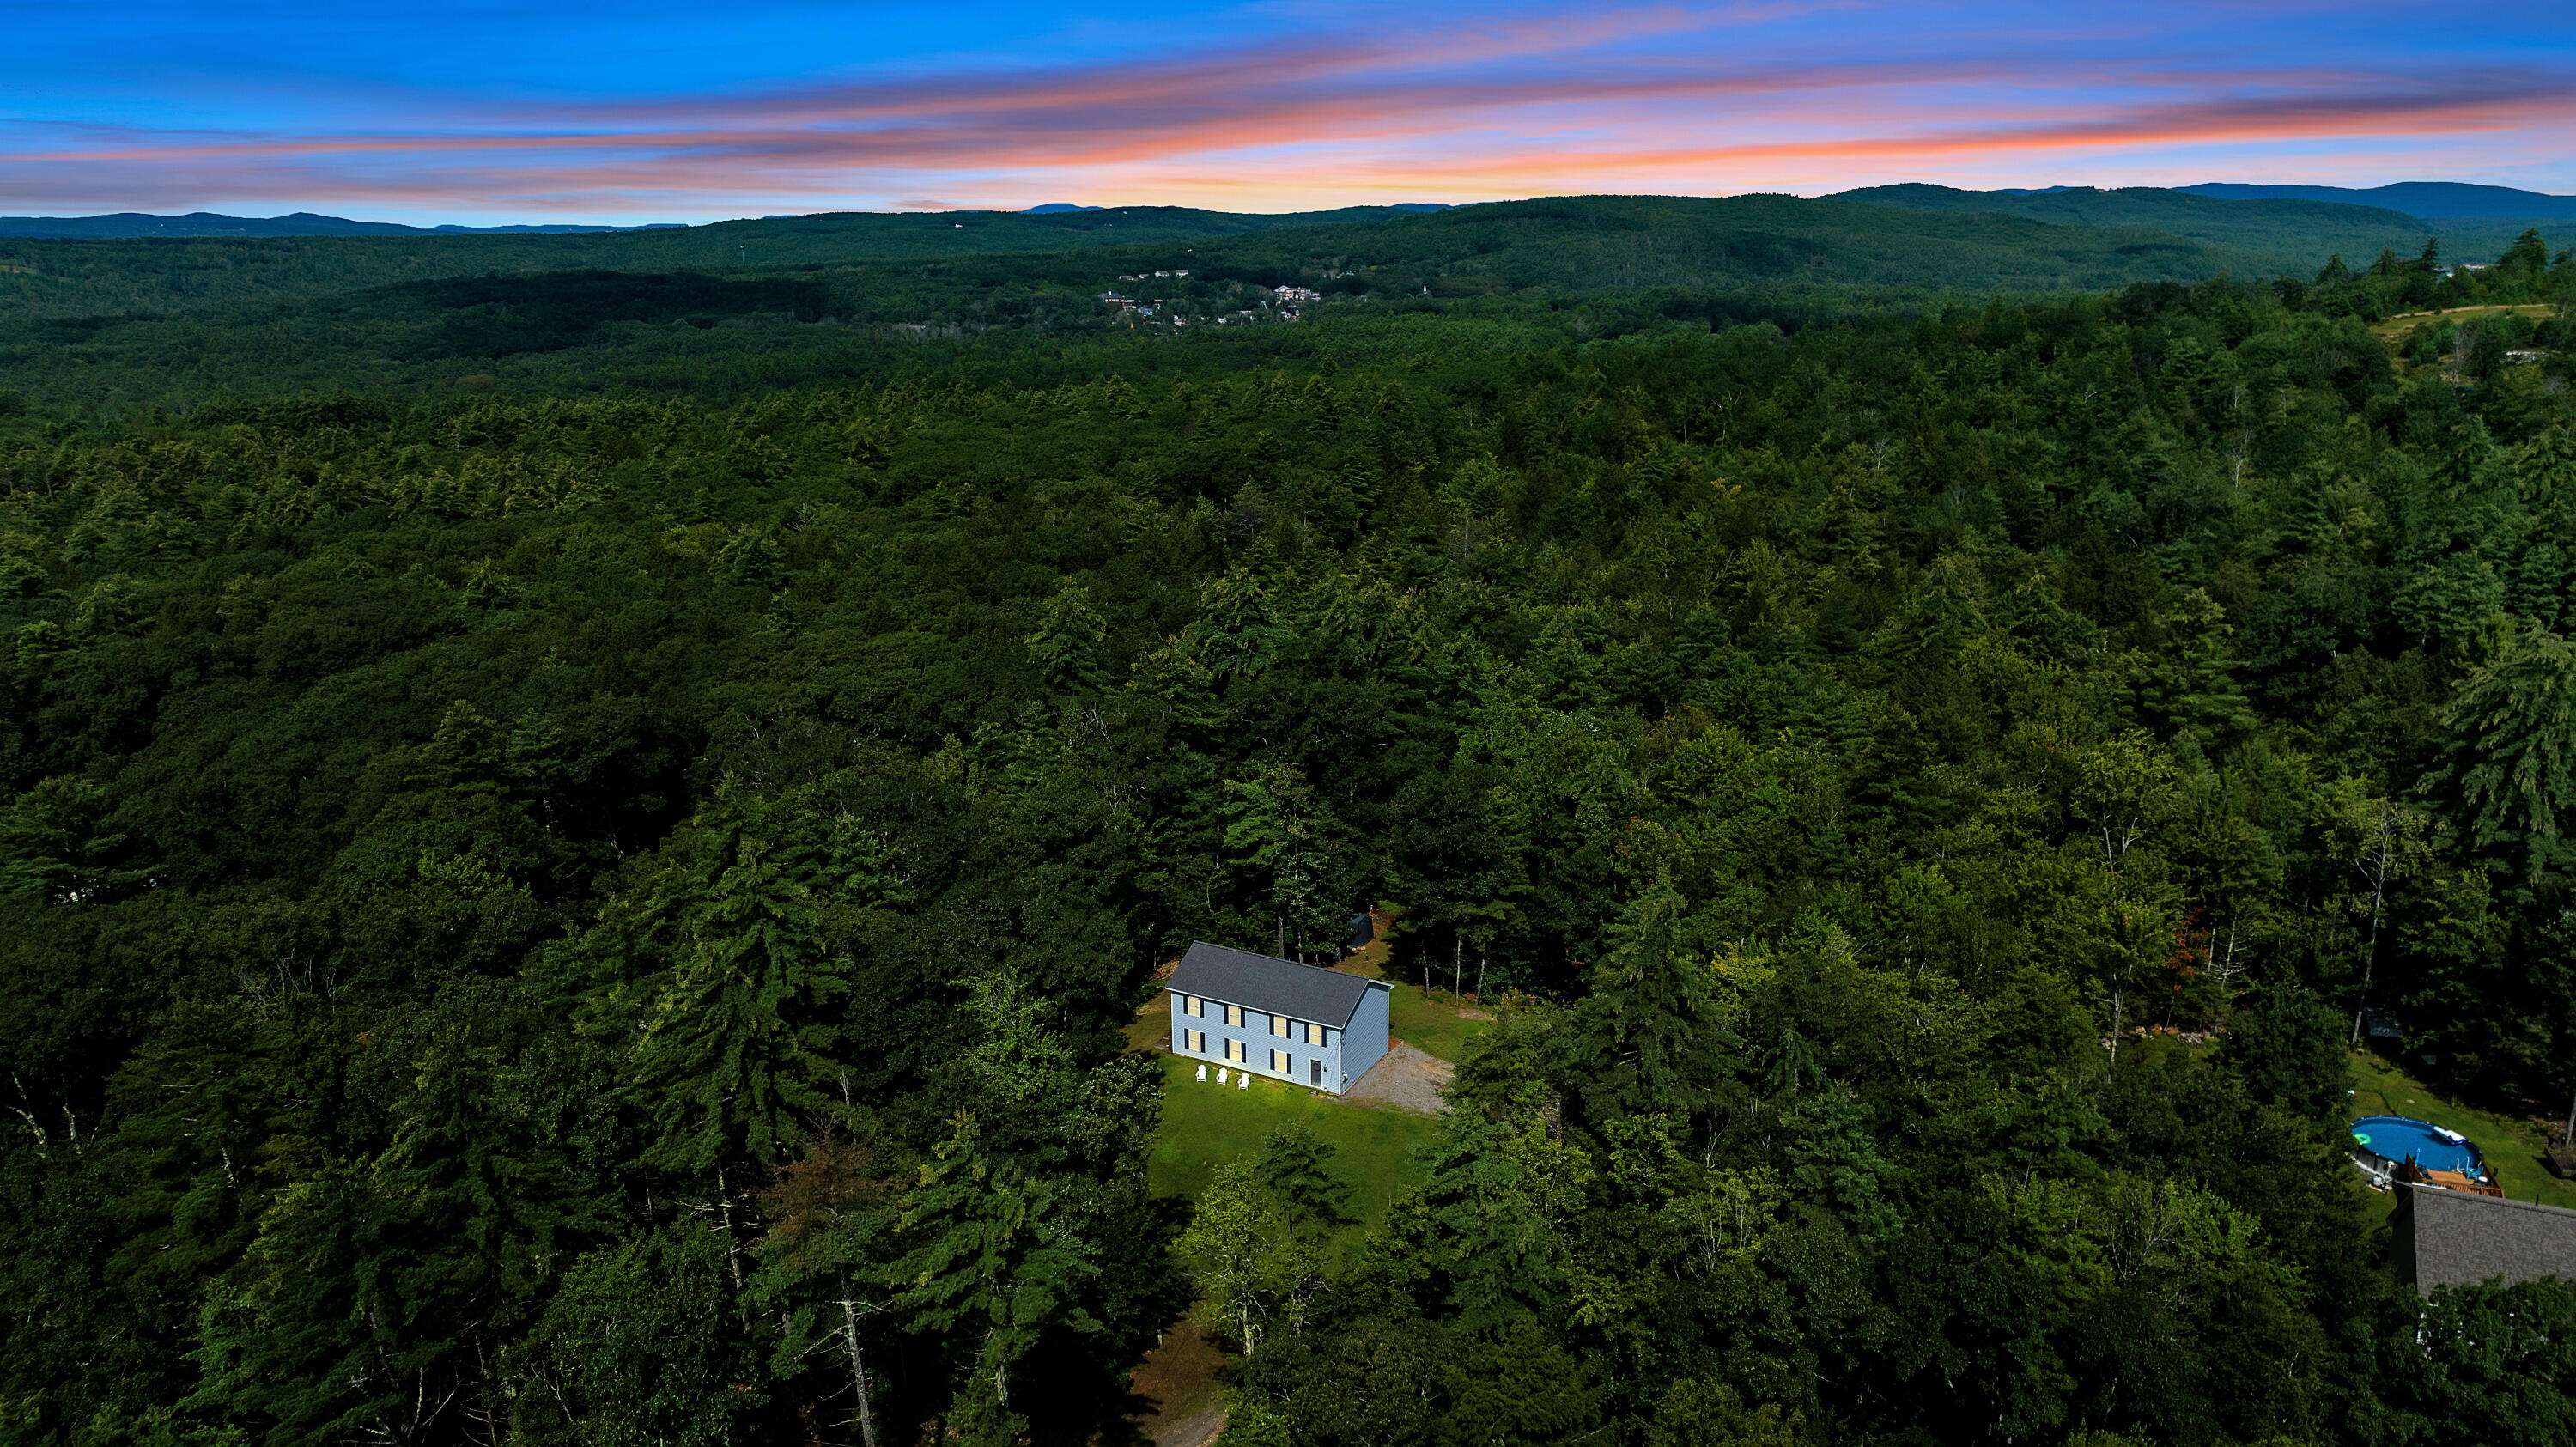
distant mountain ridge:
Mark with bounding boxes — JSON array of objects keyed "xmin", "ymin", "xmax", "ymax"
[
  {"xmin": 1832, "ymin": 183, "xmax": 2429, "ymax": 229},
  {"xmin": 1824, "ymin": 183, "xmax": 2576, "ymax": 271},
  {"xmin": 0, "ymin": 211, "xmax": 688, "ymax": 240},
  {"xmin": 7, "ymin": 202, "xmax": 1460, "ymax": 240},
  {"xmin": 5, "ymin": 191, "xmax": 2564, "ymax": 329},
  {"xmin": 2177, "ymin": 182, "xmax": 2576, "ymax": 221},
  {"xmin": 1824, "ymin": 184, "xmax": 2445, "ymax": 268},
  {"xmin": 19, "ymin": 190, "xmax": 2550, "ymax": 244}
]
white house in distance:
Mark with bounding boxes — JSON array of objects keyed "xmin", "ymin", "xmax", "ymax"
[
  {"xmin": 1272, "ymin": 284, "xmax": 1323, "ymax": 303},
  {"xmin": 1166, "ymin": 941, "xmax": 1389, "ymax": 1094}
]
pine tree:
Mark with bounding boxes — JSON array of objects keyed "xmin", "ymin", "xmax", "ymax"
[
  {"xmin": 1256, "ymin": 1122, "xmax": 1352, "ymax": 1228},
  {"xmin": 618, "ymin": 788, "xmax": 851, "ymax": 1180},
  {"xmin": 2436, "ymin": 623, "xmax": 2576, "ymax": 882},
  {"xmin": 1571, "ymin": 877, "xmax": 1728, "ymax": 1123},
  {"xmin": 754, "ymin": 1132, "xmax": 901, "ymax": 1447},
  {"xmin": 893, "ymin": 1113, "xmax": 1102, "ymax": 1444},
  {"xmin": 1025, "ymin": 581, "xmax": 1114, "ymax": 696}
]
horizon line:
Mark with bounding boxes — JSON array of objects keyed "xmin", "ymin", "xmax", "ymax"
[{"xmin": 7, "ymin": 177, "xmax": 2570, "ymax": 234}]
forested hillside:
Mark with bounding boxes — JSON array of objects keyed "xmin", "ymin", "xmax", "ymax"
[
  {"xmin": 1, "ymin": 210, "xmax": 2573, "ymax": 1445},
  {"xmin": 1831, "ymin": 184, "xmax": 2435, "ymax": 264},
  {"xmin": 2180, "ymin": 181, "xmax": 2576, "ymax": 220},
  {"xmin": 0, "ymin": 192, "xmax": 2424, "ymax": 329},
  {"xmin": 0, "ymin": 212, "xmax": 683, "ymax": 240},
  {"xmin": 1844, "ymin": 185, "xmax": 2573, "ymax": 265},
  {"xmin": 0, "ymin": 203, "xmax": 1432, "ymax": 320}
]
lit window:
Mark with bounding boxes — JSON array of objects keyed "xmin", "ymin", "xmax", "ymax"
[
  {"xmin": 1226, "ymin": 1039, "xmax": 1246, "ymax": 1063},
  {"xmin": 1270, "ymin": 1049, "xmax": 1289, "ymax": 1073},
  {"xmin": 1181, "ymin": 994, "xmax": 1202, "ymax": 1018},
  {"xmin": 1305, "ymin": 1022, "xmax": 1324, "ymax": 1047},
  {"xmin": 1184, "ymin": 1029, "xmax": 1204, "ymax": 1053},
  {"xmin": 1271, "ymin": 1014, "xmax": 1289, "ymax": 1037},
  {"xmin": 1224, "ymin": 1004, "xmax": 1243, "ymax": 1027}
]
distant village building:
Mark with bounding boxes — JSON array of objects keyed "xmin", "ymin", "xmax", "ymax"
[
  {"xmin": 1165, "ymin": 942, "xmax": 1389, "ymax": 1095},
  {"xmin": 2392, "ymin": 1183, "xmax": 2576, "ymax": 1292},
  {"xmin": 1273, "ymin": 284, "xmax": 1323, "ymax": 303},
  {"xmin": 1097, "ymin": 291, "xmax": 1135, "ymax": 309}
]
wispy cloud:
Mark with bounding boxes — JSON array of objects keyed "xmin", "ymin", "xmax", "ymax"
[{"xmin": 2, "ymin": 0, "xmax": 2570, "ymax": 219}]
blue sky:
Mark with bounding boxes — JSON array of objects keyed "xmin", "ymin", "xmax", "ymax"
[{"xmin": 4, "ymin": 0, "xmax": 2573, "ymax": 222}]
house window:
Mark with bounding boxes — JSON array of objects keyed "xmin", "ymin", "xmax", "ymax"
[
  {"xmin": 1223, "ymin": 1004, "xmax": 1244, "ymax": 1028},
  {"xmin": 1225, "ymin": 1038, "xmax": 1246, "ymax": 1063},
  {"xmin": 1304, "ymin": 1022, "xmax": 1324, "ymax": 1047},
  {"xmin": 1181, "ymin": 994, "xmax": 1202, "ymax": 1018},
  {"xmin": 1269, "ymin": 1049, "xmax": 1289, "ymax": 1073},
  {"xmin": 1271, "ymin": 1014, "xmax": 1289, "ymax": 1037},
  {"xmin": 1184, "ymin": 1029, "xmax": 1204, "ymax": 1053}
]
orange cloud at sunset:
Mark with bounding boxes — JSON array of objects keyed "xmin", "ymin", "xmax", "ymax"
[{"xmin": 4, "ymin": 2, "xmax": 2570, "ymax": 221}]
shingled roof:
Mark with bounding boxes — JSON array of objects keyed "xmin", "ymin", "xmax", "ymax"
[
  {"xmin": 1166, "ymin": 941, "xmax": 1382, "ymax": 1028},
  {"xmin": 2393, "ymin": 1183, "xmax": 2576, "ymax": 1292}
]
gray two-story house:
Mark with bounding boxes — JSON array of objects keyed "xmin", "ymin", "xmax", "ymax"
[{"xmin": 1165, "ymin": 941, "xmax": 1390, "ymax": 1095}]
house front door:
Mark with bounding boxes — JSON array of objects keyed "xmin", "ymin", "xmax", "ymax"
[{"xmin": 1309, "ymin": 1059, "xmax": 1323, "ymax": 1087}]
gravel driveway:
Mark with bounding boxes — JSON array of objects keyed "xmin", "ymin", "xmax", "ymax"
[{"xmin": 1344, "ymin": 1042, "xmax": 1452, "ymax": 1115}]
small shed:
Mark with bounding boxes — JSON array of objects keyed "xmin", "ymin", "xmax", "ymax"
[
  {"xmin": 1165, "ymin": 941, "xmax": 1389, "ymax": 1095},
  {"xmin": 2392, "ymin": 1183, "xmax": 2576, "ymax": 1292}
]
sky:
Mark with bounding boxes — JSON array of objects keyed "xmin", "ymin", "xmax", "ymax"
[{"xmin": 4, "ymin": 0, "xmax": 2574, "ymax": 224}]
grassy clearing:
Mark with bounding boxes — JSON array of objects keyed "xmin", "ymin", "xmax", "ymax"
[
  {"xmin": 1330, "ymin": 918, "xmax": 1498, "ymax": 1065},
  {"xmin": 2348, "ymin": 1050, "xmax": 2576, "ymax": 1211},
  {"xmin": 2369, "ymin": 301, "xmax": 2555, "ymax": 343},
  {"xmin": 1390, "ymin": 984, "xmax": 1492, "ymax": 1066},
  {"xmin": 1128, "ymin": 994, "xmax": 1448, "ymax": 1248},
  {"xmin": 1146, "ymin": 1048, "xmax": 1444, "ymax": 1241}
]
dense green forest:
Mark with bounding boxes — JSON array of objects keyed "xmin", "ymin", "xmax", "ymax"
[
  {"xmin": 0, "ymin": 202, "xmax": 1446, "ymax": 321},
  {"xmin": 0, "ymin": 191, "xmax": 2505, "ymax": 330},
  {"xmin": 1830, "ymin": 185, "xmax": 2556, "ymax": 271},
  {"xmin": 2, "ymin": 202, "xmax": 2574, "ymax": 1446}
]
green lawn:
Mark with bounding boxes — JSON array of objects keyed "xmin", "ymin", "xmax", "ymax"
[
  {"xmin": 2370, "ymin": 301, "xmax": 2555, "ymax": 342},
  {"xmin": 1146, "ymin": 1050, "xmax": 1444, "ymax": 1243},
  {"xmin": 1389, "ymin": 982, "xmax": 1492, "ymax": 1065},
  {"xmin": 2349, "ymin": 1050, "xmax": 2576, "ymax": 1211},
  {"xmin": 1129, "ymin": 993, "xmax": 1449, "ymax": 1247},
  {"xmin": 1318, "ymin": 915, "xmax": 1497, "ymax": 1066}
]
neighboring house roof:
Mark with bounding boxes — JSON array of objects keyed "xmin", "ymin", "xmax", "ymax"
[
  {"xmin": 2394, "ymin": 1183, "xmax": 2576, "ymax": 1292},
  {"xmin": 1167, "ymin": 941, "xmax": 1383, "ymax": 1028}
]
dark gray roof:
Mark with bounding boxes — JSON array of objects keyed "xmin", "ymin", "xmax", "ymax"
[
  {"xmin": 2394, "ymin": 1184, "xmax": 2576, "ymax": 1292},
  {"xmin": 1166, "ymin": 941, "xmax": 1384, "ymax": 1028}
]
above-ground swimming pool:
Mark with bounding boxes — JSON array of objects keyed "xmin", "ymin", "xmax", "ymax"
[{"xmin": 2351, "ymin": 1114, "xmax": 2488, "ymax": 1180}]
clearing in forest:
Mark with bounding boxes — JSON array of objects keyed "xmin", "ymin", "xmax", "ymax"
[
  {"xmin": 1127, "ymin": 990, "xmax": 1472, "ymax": 1237},
  {"xmin": 2369, "ymin": 301, "xmax": 2555, "ymax": 344},
  {"xmin": 2348, "ymin": 1050, "xmax": 2576, "ymax": 1212}
]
